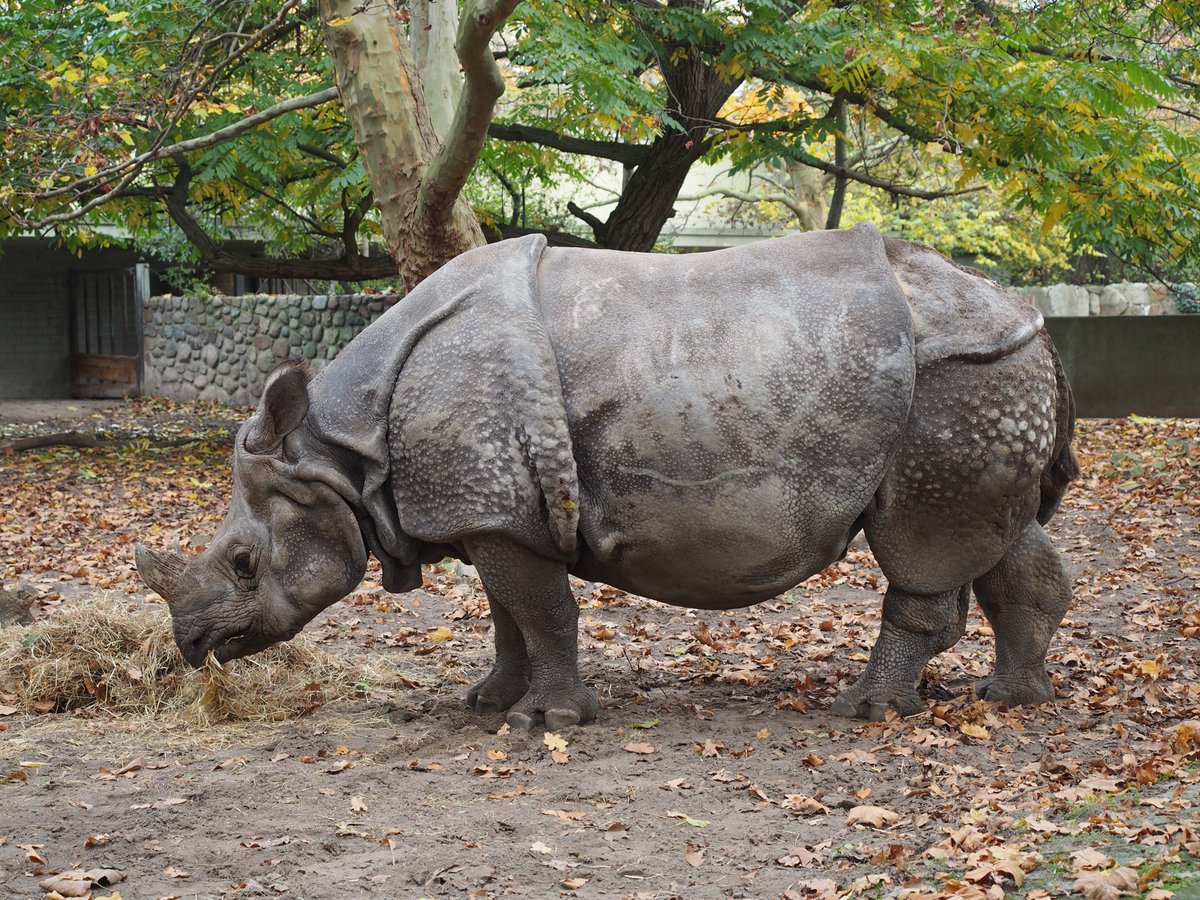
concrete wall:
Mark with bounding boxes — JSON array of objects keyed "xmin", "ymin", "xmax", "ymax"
[
  {"xmin": 1044, "ymin": 316, "xmax": 1200, "ymax": 418},
  {"xmin": 0, "ymin": 240, "xmax": 72, "ymax": 399},
  {"xmin": 0, "ymin": 240, "xmax": 150, "ymax": 399}
]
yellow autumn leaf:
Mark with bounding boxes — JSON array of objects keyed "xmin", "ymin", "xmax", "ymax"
[
  {"xmin": 543, "ymin": 732, "xmax": 568, "ymax": 753},
  {"xmin": 960, "ymin": 722, "xmax": 990, "ymax": 740},
  {"xmin": 84, "ymin": 164, "xmax": 98, "ymax": 177},
  {"xmin": 117, "ymin": 130, "xmax": 134, "ymax": 146},
  {"xmin": 1042, "ymin": 201, "xmax": 1068, "ymax": 234},
  {"xmin": 427, "ymin": 626, "xmax": 453, "ymax": 642},
  {"xmin": 106, "ymin": 10, "xmax": 129, "ymax": 21}
]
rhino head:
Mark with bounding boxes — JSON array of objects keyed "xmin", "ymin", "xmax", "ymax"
[{"xmin": 136, "ymin": 363, "xmax": 369, "ymax": 666}]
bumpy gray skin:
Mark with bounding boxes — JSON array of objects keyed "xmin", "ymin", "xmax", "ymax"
[{"xmin": 135, "ymin": 223, "xmax": 1077, "ymax": 729}]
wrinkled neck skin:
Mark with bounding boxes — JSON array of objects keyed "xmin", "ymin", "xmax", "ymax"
[{"xmin": 300, "ymin": 277, "xmax": 477, "ymax": 592}]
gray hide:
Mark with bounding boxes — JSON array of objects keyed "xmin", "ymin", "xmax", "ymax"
[{"xmin": 136, "ymin": 223, "xmax": 1076, "ymax": 729}]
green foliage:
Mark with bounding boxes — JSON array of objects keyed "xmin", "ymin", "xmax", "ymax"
[
  {"xmin": 0, "ymin": 0, "xmax": 367, "ymax": 262},
  {"xmin": 492, "ymin": 0, "xmax": 1199, "ymax": 275},
  {"xmin": 2, "ymin": 0, "xmax": 1197, "ymax": 280}
]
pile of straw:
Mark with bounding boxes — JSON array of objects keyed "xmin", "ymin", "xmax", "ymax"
[{"xmin": 0, "ymin": 594, "xmax": 404, "ymax": 726}]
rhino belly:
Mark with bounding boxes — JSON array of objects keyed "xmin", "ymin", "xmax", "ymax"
[
  {"xmin": 537, "ymin": 232, "xmax": 916, "ymax": 608},
  {"xmin": 569, "ymin": 474, "xmax": 856, "ymax": 609}
]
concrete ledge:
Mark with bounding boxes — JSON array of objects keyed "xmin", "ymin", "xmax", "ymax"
[{"xmin": 1044, "ymin": 316, "xmax": 1200, "ymax": 418}]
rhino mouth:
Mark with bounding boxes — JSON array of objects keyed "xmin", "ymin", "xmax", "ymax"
[{"xmin": 177, "ymin": 620, "xmax": 257, "ymax": 668}]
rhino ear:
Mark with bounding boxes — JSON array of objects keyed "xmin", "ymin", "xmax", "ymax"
[{"xmin": 246, "ymin": 362, "xmax": 310, "ymax": 454}]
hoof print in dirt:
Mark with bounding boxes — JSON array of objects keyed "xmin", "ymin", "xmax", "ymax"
[{"xmin": 134, "ymin": 225, "xmax": 1078, "ymax": 727}]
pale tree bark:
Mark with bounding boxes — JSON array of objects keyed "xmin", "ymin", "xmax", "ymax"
[
  {"xmin": 410, "ymin": 0, "xmax": 463, "ymax": 142},
  {"xmin": 318, "ymin": 0, "xmax": 519, "ymax": 290}
]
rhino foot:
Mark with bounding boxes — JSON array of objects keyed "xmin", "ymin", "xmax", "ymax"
[
  {"xmin": 831, "ymin": 681, "xmax": 925, "ymax": 721},
  {"xmin": 505, "ymin": 682, "xmax": 600, "ymax": 731},
  {"xmin": 974, "ymin": 672, "xmax": 1055, "ymax": 707},
  {"xmin": 466, "ymin": 669, "xmax": 531, "ymax": 716}
]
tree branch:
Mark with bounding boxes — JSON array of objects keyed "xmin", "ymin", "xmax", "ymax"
[
  {"xmin": 421, "ymin": 0, "xmax": 523, "ymax": 224},
  {"xmin": 297, "ymin": 142, "xmax": 349, "ymax": 167},
  {"xmin": 676, "ymin": 187, "xmax": 808, "ymax": 221},
  {"xmin": 791, "ymin": 148, "xmax": 984, "ymax": 201},
  {"xmin": 23, "ymin": 88, "xmax": 340, "ymax": 227},
  {"xmin": 566, "ymin": 201, "xmax": 608, "ymax": 241},
  {"xmin": 487, "ymin": 122, "xmax": 650, "ymax": 166}
]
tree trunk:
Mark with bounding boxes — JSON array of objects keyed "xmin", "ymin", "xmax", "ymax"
[
  {"xmin": 410, "ymin": 0, "xmax": 463, "ymax": 142},
  {"xmin": 593, "ymin": 34, "xmax": 740, "ymax": 251},
  {"xmin": 319, "ymin": 0, "xmax": 506, "ymax": 290}
]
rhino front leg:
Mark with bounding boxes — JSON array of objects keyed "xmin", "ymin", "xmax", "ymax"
[
  {"xmin": 972, "ymin": 523, "xmax": 1070, "ymax": 706},
  {"xmin": 832, "ymin": 584, "xmax": 970, "ymax": 720},
  {"xmin": 463, "ymin": 534, "xmax": 599, "ymax": 730},
  {"xmin": 466, "ymin": 599, "xmax": 531, "ymax": 715}
]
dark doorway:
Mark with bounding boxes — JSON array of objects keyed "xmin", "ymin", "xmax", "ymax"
[{"xmin": 68, "ymin": 268, "xmax": 143, "ymax": 398}]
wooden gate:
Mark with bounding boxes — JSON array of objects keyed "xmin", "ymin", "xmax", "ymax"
[{"xmin": 69, "ymin": 267, "xmax": 144, "ymax": 398}]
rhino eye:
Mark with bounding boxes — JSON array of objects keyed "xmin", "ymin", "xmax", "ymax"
[{"xmin": 232, "ymin": 550, "xmax": 256, "ymax": 580}]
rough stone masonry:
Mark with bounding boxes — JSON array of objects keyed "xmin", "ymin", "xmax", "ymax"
[
  {"xmin": 142, "ymin": 280, "xmax": 1194, "ymax": 404},
  {"xmin": 143, "ymin": 293, "xmax": 400, "ymax": 406}
]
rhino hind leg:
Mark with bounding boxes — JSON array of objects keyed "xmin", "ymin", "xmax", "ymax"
[
  {"xmin": 972, "ymin": 522, "xmax": 1070, "ymax": 706},
  {"xmin": 463, "ymin": 533, "xmax": 600, "ymax": 730},
  {"xmin": 466, "ymin": 600, "xmax": 531, "ymax": 715},
  {"xmin": 831, "ymin": 585, "xmax": 970, "ymax": 721}
]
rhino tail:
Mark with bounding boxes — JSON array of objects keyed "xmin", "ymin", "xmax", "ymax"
[
  {"xmin": 521, "ymin": 411, "xmax": 580, "ymax": 557},
  {"xmin": 1037, "ymin": 338, "xmax": 1080, "ymax": 526}
]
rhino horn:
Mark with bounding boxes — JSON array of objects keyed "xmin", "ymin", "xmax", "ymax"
[{"xmin": 135, "ymin": 545, "xmax": 187, "ymax": 608}]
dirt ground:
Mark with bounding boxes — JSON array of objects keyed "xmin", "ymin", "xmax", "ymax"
[{"xmin": 0, "ymin": 404, "xmax": 1197, "ymax": 899}]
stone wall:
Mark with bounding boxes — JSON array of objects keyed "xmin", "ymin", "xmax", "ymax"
[
  {"xmin": 143, "ymin": 293, "xmax": 401, "ymax": 405},
  {"xmin": 142, "ymin": 280, "xmax": 1198, "ymax": 404},
  {"xmin": 1016, "ymin": 282, "xmax": 1194, "ymax": 317}
]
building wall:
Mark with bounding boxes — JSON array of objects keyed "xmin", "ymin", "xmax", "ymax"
[{"xmin": 0, "ymin": 240, "xmax": 73, "ymax": 399}]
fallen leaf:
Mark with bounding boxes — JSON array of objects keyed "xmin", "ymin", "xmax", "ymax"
[
  {"xmin": 685, "ymin": 845, "xmax": 705, "ymax": 867},
  {"xmin": 1072, "ymin": 847, "xmax": 1114, "ymax": 870},
  {"xmin": 163, "ymin": 866, "xmax": 190, "ymax": 878},
  {"xmin": 543, "ymin": 732, "xmax": 568, "ymax": 753},
  {"xmin": 489, "ymin": 786, "xmax": 526, "ymax": 800},
  {"xmin": 39, "ymin": 869, "xmax": 126, "ymax": 897},
  {"xmin": 666, "ymin": 811, "xmax": 710, "ymax": 827},
  {"xmin": 623, "ymin": 742, "xmax": 655, "ymax": 755},
  {"xmin": 960, "ymin": 722, "xmax": 990, "ymax": 740},
  {"xmin": 1073, "ymin": 867, "xmax": 1139, "ymax": 900},
  {"xmin": 846, "ymin": 805, "xmax": 899, "ymax": 828},
  {"xmin": 531, "ymin": 840, "xmax": 553, "ymax": 854},
  {"xmin": 562, "ymin": 876, "xmax": 588, "ymax": 889},
  {"xmin": 350, "ymin": 796, "xmax": 368, "ymax": 812}
]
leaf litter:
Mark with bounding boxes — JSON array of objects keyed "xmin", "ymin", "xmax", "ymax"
[{"xmin": 0, "ymin": 406, "xmax": 1197, "ymax": 898}]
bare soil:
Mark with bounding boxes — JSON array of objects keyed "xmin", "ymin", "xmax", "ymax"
[{"xmin": 0, "ymin": 407, "xmax": 1197, "ymax": 900}]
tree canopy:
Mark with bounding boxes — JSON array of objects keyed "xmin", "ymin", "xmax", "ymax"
[{"xmin": 2, "ymin": 0, "xmax": 1198, "ymax": 285}]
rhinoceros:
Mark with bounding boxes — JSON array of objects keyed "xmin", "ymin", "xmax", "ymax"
[{"xmin": 136, "ymin": 223, "xmax": 1078, "ymax": 729}]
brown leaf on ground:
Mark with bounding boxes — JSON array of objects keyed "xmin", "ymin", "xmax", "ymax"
[
  {"xmin": 846, "ymin": 805, "xmax": 900, "ymax": 828},
  {"xmin": 1073, "ymin": 867, "xmax": 1139, "ymax": 900}
]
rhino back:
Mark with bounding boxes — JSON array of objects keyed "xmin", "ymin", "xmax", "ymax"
[{"xmin": 537, "ymin": 224, "xmax": 915, "ymax": 607}]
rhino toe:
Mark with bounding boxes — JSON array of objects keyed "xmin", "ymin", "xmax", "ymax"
[
  {"xmin": 831, "ymin": 682, "xmax": 925, "ymax": 721},
  {"xmin": 466, "ymin": 669, "xmax": 530, "ymax": 716},
  {"xmin": 504, "ymin": 682, "xmax": 600, "ymax": 731},
  {"xmin": 975, "ymin": 673, "xmax": 1055, "ymax": 707}
]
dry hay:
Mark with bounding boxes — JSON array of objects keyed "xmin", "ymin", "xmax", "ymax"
[{"xmin": 0, "ymin": 593, "xmax": 409, "ymax": 728}]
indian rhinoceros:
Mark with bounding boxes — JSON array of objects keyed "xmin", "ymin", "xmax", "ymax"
[{"xmin": 136, "ymin": 223, "xmax": 1078, "ymax": 729}]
